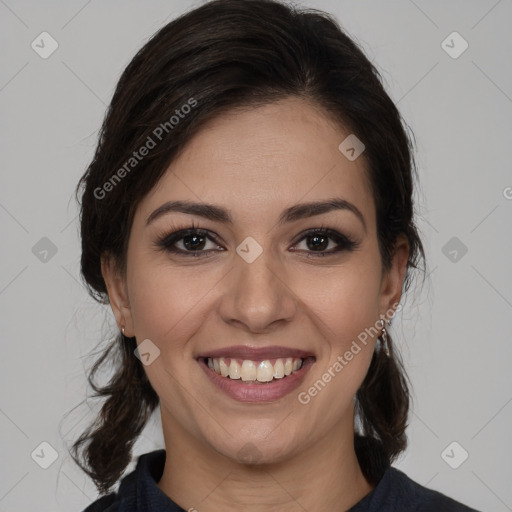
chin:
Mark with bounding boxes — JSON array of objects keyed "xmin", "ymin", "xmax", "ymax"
[{"xmin": 208, "ymin": 433, "xmax": 300, "ymax": 467}]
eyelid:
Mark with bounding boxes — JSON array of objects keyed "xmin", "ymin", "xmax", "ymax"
[
  {"xmin": 154, "ymin": 226, "xmax": 223, "ymax": 253},
  {"xmin": 291, "ymin": 227, "xmax": 359, "ymax": 255},
  {"xmin": 154, "ymin": 223, "xmax": 359, "ymax": 257}
]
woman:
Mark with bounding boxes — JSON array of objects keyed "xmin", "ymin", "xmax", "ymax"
[{"xmin": 72, "ymin": 0, "xmax": 480, "ymax": 510}]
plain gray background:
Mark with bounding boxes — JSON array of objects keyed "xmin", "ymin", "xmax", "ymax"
[{"xmin": 1, "ymin": 0, "xmax": 511, "ymax": 510}]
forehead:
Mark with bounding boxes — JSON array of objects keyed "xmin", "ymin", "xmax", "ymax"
[{"xmin": 138, "ymin": 97, "xmax": 375, "ymax": 228}]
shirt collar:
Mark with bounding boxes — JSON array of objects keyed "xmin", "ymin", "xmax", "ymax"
[{"xmin": 118, "ymin": 449, "xmax": 185, "ymax": 511}]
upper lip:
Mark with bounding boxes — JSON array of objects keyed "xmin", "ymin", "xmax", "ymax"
[{"xmin": 197, "ymin": 345, "xmax": 315, "ymax": 360}]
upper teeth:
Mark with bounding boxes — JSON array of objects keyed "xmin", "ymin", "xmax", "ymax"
[{"xmin": 207, "ymin": 357, "xmax": 303, "ymax": 382}]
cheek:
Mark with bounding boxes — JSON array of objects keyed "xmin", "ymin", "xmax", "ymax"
[
  {"xmin": 126, "ymin": 247, "xmax": 220, "ymax": 344},
  {"xmin": 294, "ymin": 265, "xmax": 381, "ymax": 427},
  {"xmin": 295, "ymin": 254, "xmax": 382, "ymax": 399},
  {"xmin": 124, "ymin": 257, "xmax": 217, "ymax": 415},
  {"xmin": 127, "ymin": 240, "xmax": 383, "ymax": 356},
  {"xmin": 298, "ymin": 259, "xmax": 382, "ymax": 341}
]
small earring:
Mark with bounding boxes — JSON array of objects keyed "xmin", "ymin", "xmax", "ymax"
[
  {"xmin": 379, "ymin": 318, "xmax": 390, "ymax": 357},
  {"xmin": 121, "ymin": 326, "xmax": 125, "ymax": 337}
]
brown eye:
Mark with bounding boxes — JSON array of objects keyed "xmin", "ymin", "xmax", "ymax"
[
  {"xmin": 181, "ymin": 233, "xmax": 207, "ymax": 251},
  {"xmin": 155, "ymin": 228, "xmax": 224, "ymax": 256},
  {"xmin": 155, "ymin": 226, "xmax": 359, "ymax": 258},
  {"xmin": 292, "ymin": 228, "xmax": 358, "ymax": 257},
  {"xmin": 305, "ymin": 233, "xmax": 330, "ymax": 251}
]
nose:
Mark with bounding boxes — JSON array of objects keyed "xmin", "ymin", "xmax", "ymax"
[{"xmin": 218, "ymin": 247, "xmax": 298, "ymax": 334}]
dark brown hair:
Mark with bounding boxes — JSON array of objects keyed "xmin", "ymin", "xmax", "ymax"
[{"xmin": 71, "ymin": 0, "xmax": 425, "ymax": 494}]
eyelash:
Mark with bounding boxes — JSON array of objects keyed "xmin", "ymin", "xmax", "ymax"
[{"xmin": 153, "ymin": 221, "xmax": 359, "ymax": 258}]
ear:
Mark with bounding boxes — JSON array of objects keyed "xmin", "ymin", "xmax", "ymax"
[
  {"xmin": 101, "ymin": 252, "xmax": 135, "ymax": 337},
  {"xmin": 378, "ymin": 234, "xmax": 409, "ymax": 317}
]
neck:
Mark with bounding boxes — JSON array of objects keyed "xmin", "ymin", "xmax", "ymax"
[{"xmin": 157, "ymin": 409, "xmax": 373, "ymax": 512}]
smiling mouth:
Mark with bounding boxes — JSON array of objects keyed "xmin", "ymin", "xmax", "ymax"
[{"xmin": 201, "ymin": 356, "xmax": 315, "ymax": 383}]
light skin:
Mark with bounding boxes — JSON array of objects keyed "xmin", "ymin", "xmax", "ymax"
[{"xmin": 102, "ymin": 97, "xmax": 409, "ymax": 511}]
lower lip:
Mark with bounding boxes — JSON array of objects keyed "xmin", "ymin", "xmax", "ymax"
[{"xmin": 198, "ymin": 357, "xmax": 315, "ymax": 403}]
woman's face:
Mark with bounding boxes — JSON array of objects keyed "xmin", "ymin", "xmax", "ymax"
[{"xmin": 103, "ymin": 97, "xmax": 408, "ymax": 465}]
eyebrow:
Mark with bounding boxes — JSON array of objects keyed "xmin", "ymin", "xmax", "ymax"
[{"xmin": 146, "ymin": 197, "xmax": 367, "ymax": 232}]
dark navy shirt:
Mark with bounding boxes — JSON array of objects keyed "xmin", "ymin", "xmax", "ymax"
[{"xmin": 83, "ymin": 447, "xmax": 480, "ymax": 512}]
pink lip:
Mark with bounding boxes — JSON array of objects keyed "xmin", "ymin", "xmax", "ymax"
[
  {"xmin": 197, "ymin": 345, "xmax": 315, "ymax": 360},
  {"xmin": 197, "ymin": 356, "xmax": 316, "ymax": 403}
]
